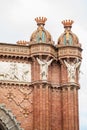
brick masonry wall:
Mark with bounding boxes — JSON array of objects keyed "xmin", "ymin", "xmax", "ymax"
[
  {"xmin": 61, "ymin": 87, "xmax": 79, "ymax": 130},
  {"xmin": 51, "ymin": 89, "xmax": 62, "ymax": 130},
  {"xmin": 0, "ymin": 59, "xmax": 79, "ymax": 130},
  {"xmin": 49, "ymin": 61, "xmax": 61, "ymax": 84},
  {"xmin": 0, "ymin": 85, "xmax": 33, "ymax": 130}
]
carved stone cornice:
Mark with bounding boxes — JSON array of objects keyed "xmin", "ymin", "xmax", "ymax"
[
  {"xmin": 60, "ymin": 82, "xmax": 80, "ymax": 89},
  {"xmin": 0, "ymin": 42, "xmax": 57, "ymax": 59},
  {"xmin": 0, "ymin": 81, "xmax": 31, "ymax": 87},
  {"xmin": 57, "ymin": 45, "xmax": 82, "ymax": 60},
  {"xmin": 0, "ymin": 80, "xmax": 60, "ymax": 89},
  {"xmin": 0, "ymin": 43, "xmax": 29, "ymax": 56},
  {"xmin": 0, "ymin": 42, "xmax": 82, "ymax": 62},
  {"xmin": 29, "ymin": 43, "xmax": 57, "ymax": 58},
  {"xmin": 29, "ymin": 80, "xmax": 60, "ymax": 89},
  {"xmin": 0, "ymin": 79, "xmax": 80, "ymax": 89}
]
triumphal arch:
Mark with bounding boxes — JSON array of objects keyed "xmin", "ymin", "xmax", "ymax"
[{"xmin": 0, "ymin": 17, "xmax": 82, "ymax": 130}]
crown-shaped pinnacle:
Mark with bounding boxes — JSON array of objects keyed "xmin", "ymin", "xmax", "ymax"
[
  {"xmin": 35, "ymin": 17, "xmax": 47, "ymax": 25},
  {"xmin": 62, "ymin": 20, "xmax": 74, "ymax": 28}
]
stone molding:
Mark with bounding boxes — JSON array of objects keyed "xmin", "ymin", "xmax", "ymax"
[
  {"xmin": 0, "ymin": 42, "xmax": 82, "ymax": 60},
  {"xmin": 0, "ymin": 104, "xmax": 24, "ymax": 130}
]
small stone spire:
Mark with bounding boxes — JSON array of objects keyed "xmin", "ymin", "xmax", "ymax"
[{"xmin": 35, "ymin": 17, "xmax": 47, "ymax": 26}]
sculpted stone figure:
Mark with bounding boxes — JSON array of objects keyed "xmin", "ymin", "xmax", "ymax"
[
  {"xmin": 37, "ymin": 58, "xmax": 53, "ymax": 80},
  {"xmin": 64, "ymin": 60, "xmax": 81, "ymax": 82}
]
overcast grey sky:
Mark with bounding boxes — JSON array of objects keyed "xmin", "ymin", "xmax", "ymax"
[{"xmin": 0, "ymin": 0, "xmax": 87, "ymax": 129}]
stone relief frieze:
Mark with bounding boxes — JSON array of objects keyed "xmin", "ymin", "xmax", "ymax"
[{"xmin": 0, "ymin": 62, "xmax": 31, "ymax": 82}]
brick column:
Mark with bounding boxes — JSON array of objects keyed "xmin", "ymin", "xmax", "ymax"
[
  {"xmin": 33, "ymin": 85, "xmax": 36, "ymax": 129},
  {"xmin": 68, "ymin": 87, "xmax": 72, "ymax": 130},
  {"xmin": 45, "ymin": 85, "xmax": 49, "ymax": 130},
  {"xmin": 39, "ymin": 84, "xmax": 43, "ymax": 130},
  {"xmin": 33, "ymin": 85, "xmax": 40, "ymax": 130},
  {"xmin": 74, "ymin": 87, "xmax": 79, "ymax": 130},
  {"xmin": 69, "ymin": 87, "xmax": 75, "ymax": 130},
  {"xmin": 62, "ymin": 88, "xmax": 68, "ymax": 130}
]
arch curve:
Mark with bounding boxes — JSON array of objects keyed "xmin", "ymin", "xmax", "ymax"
[
  {"xmin": 0, "ymin": 104, "xmax": 23, "ymax": 130},
  {"xmin": 0, "ymin": 120, "xmax": 7, "ymax": 130}
]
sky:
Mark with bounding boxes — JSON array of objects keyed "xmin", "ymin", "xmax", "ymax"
[{"xmin": 0, "ymin": 0, "xmax": 87, "ymax": 129}]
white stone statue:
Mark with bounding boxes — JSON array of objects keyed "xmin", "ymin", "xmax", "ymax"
[
  {"xmin": 64, "ymin": 60, "xmax": 81, "ymax": 82},
  {"xmin": 37, "ymin": 58, "xmax": 53, "ymax": 80}
]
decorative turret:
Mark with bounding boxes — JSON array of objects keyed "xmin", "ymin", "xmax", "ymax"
[
  {"xmin": 57, "ymin": 19, "xmax": 82, "ymax": 85},
  {"xmin": 58, "ymin": 20, "xmax": 80, "ymax": 46},
  {"xmin": 57, "ymin": 19, "xmax": 82, "ymax": 60},
  {"xmin": 27, "ymin": 17, "xmax": 56, "ymax": 59},
  {"xmin": 30, "ymin": 17, "xmax": 53, "ymax": 44}
]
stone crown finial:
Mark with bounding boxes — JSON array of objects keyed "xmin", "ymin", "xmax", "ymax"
[
  {"xmin": 35, "ymin": 17, "xmax": 47, "ymax": 25},
  {"xmin": 62, "ymin": 20, "xmax": 74, "ymax": 28}
]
